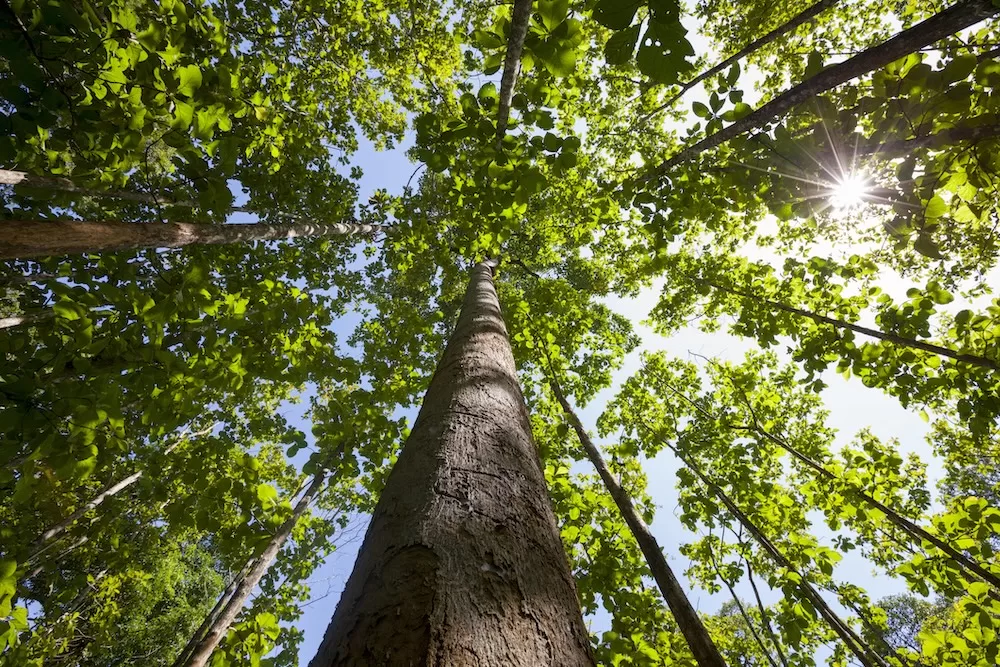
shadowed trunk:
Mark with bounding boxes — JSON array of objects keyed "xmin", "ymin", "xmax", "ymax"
[
  {"xmin": 310, "ymin": 260, "xmax": 594, "ymax": 667},
  {"xmin": 547, "ymin": 369, "xmax": 728, "ymax": 667},
  {"xmin": 1, "ymin": 220, "xmax": 380, "ymax": 259}
]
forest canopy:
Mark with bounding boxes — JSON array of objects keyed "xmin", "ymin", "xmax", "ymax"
[{"xmin": 2, "ymin": 0, "xmax": 1000, "ymax": 666}]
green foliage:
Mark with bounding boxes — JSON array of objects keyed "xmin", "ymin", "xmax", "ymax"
[{"xmin": 4, "ymin": 0, "xmax": 1000, "ymax": 666}]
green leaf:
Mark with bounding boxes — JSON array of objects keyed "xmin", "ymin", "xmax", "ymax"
[
  {"xmin": 256, "ymin": 483, "xmax": 279, "ymax": 505},
  {"xmin": 604, "ymin": 24, "xmax": 640, "ymax": 66},
  {"xmin": 592, "ymin": 0, "xmax": 641, "ymax": 30},
  {"xmin": 538, "ymin": 0, "xmax": 569, "ymax": 31},
  {"xmin": 176, "ymin": 64, "xmax": 202, "ymax": 97}
]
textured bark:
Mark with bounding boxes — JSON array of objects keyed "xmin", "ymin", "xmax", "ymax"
[
  {"xmin": 310, "ymin": 261, "xmax": 594, "ymax": 667},
  {"xmin": 698, "ymin": 276, "xmax": 1000, "ymax": 371},
  {"xmin": 647, "ymin": 0, "xmax": 1000, "ymax": 178},
  {"xmin": 496, "ymin": 0, "xmax": 534, "ymax": 147},
  {"xmin": 183, "ymin": 470, "xmax": 326, "ymax": 667},
  {"xmin": 0, "ymin": 220, "xmax": 380, "ymax": 259},
  {"xmin": 547, "ymin": 371, "xmax": 728, "ymax": 667},
  {"xmin": 650, "ymin": 0, "xmax": 838, "ymax": 117}
]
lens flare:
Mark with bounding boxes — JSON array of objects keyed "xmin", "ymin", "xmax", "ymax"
[{"xmin": 830, "ymin": 173, "xmax": 869, "ymax": 211}]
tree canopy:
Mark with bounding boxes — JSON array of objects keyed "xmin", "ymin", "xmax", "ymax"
[{"xmin": 2, "ymin": 0, "xmax": 1000, "ymax": 665}]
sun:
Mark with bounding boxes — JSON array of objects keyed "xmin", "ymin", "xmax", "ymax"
[{"xmin": 829, "ymin": 173, "xmax": 870, "ymax": 211}]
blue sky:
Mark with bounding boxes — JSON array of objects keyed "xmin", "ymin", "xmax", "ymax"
[
  {"xmin": 269, "ymin": 129, "xmax": 937, "ymax": 662},
  {"xmin": 256, "ymin": 11, "xmax": 962, "ymax": 661}
]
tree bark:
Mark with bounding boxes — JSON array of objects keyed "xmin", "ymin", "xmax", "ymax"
[
  {"xmin": 650, "ymin": 0, "xmax": 838, "ymax": 117},
  {"xmin": 496, "ymin": 0, "xmax": 534, "ymax": 147},
  {"xmin": 310, "ymin": 260, "xmax": 594, "ymax": 667},
  {"xmin": 183, "ymin": 470, "xmax": 326, "ymax": 667},
  {"xmin": 0, "ymin": 220, "xmax": 381, "ymax": 259},
  {"xmin": 547, "ymin": 370, "xmax": 728, "ymax": 667},
  {"xmin": 647, "ymin": 0, "xmax": 1000, "ymax": 179}
]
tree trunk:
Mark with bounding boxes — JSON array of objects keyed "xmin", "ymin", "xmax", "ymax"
[
  {"xmin": 0, "ymin": 311, "xmax": 54, "ymax": 330},
  {"xmin": 183, "ymin": 470, "xmax": 326, "ymax": 667},
  {"xmin": 698, "ymin": 275, "xmax": 1000, "ymax": 371},
  {"xmin": 0, "ymin": 219, "xmax": 381, "ymax": 259},
  {"xmin": 648, "ymin": 425, "xmax": 888, "ymax": 667},
  {"xmin": 547, "ymin": 370, "xmax": 728, "ymax": 667},
  {"xmin": 647, "ymin": 0, "xmax": 1000, "ymax": 178},
  {"xmin": 496, "ymin": 0, "xmax": 534, "ymax": 147},
  {"xmin": 309, "ymin": 260, "xmax": 594, "ymax": 667},
  {"xmin": 651, "ymin": 0, "xmax": 838, "ymax": 116},
  {"xmin": 171, "ymin": 560, "xmax": 256, "ymax": 667}
]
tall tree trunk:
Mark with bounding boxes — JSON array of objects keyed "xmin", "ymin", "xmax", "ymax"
[
  {"xmin": 646, "ymin": 424, "xmax": 888, "ymax": 667},
  {"xmin": 650, "ymin": 0, "xmax": 838, "ymax": 116},
  {"xmin": 0, "ymin": 219, "xmax": 380, "ymax": 260},
  {"xmin": 496, "ymin": 0, "xmax": 534, "ymax": 147},
  {"xmin": 310, "ymin": 261, "xmax": 594, "ymax": 667},
  {"xmin": 171, "ymin": 560, "xmax": 257, "ymax": 667},
  {"xmin": 546, "ymin": 370, "xmax": 728, "ymax": 667},
  {"xmin": 647, "ymin": 0, "xmax": 1000, "ymax": 178},
  {"xmin": 696, "ymin": 275, "xmax": 1000, "ymax": 371},
  {"xmin": 183, "ymin": 470, "xmax": 327, "ymax": 667}
]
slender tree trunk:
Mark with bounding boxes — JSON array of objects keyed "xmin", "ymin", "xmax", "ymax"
[
  {"xmin": 698, "ymin": 275, "xmax": 1000, "ymax": 371},
  {"xmin": 546, "ymin": 370, "xmax": 728, "ymax": 667},
  {"xmin": 496, "ymin": 0, "xmax": 534, "ymax": 146},
  {"xmin": 171, "ymin": 560, "xmax": 256, "ymax": 667},
  {"xmin": 0, "ymin": 169, "xmax": 193, "ymax": 206},
  {"xmin": 0, "ymin": 311, "xmax": 54, "ymax": 330},
  {"xmin": 0, "ymin": 219, "xmax": 381, "ymax": 260},
  {"xmin": 310, "ymin": 261, "xmax": 594, "ymax": 667},
  {"xmin": 651, "ymin": 0, "xmax": 838, "ymax": 116},
  {"xmin": 183, "ymin": 470, "xmax": 326, "ymax": 667},
  {"xmin": 647, "ymin": 0, "xmax": 1000, "ymax": 178},
  {"xmin": 647, "ymin": 424, "xmax": 888, "ymax": 667},
  {"xmin": 29, "ymin": 429, "xmax": 202, "ymax": 555}
]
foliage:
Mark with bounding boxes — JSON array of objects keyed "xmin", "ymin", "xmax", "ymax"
[{"xmin": 3, "ymin": 0, "xmax": 1000, "ymax": 665}]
